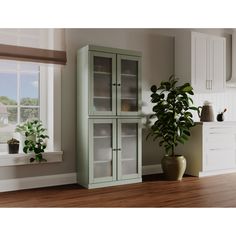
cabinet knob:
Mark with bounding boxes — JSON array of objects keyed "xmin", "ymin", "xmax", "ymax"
[
  {"xmin": 117, "ymin": 83, "xmax": 121, "ymax": 86},
  {"xmin": 112, "ymin": 83, "xmax": 116, "ymax": 86}
]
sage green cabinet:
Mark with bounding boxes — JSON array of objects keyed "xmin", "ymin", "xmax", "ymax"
[{"xmin": 77, "ymin": 45, "xmax": 142, "ymax": 189}]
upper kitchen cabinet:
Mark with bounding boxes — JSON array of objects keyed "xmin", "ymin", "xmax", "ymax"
[
  {"xmin": 175, "ymin": 31, "xmax": 226, "ymax": 93},
  {"xmin": 77, "ymin": 45, "xmax": 142, "ymax": 117}
]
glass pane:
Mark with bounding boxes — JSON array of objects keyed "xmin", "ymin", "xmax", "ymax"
[
  {"xmin": 121, "ymin": 60, "xmax": 138, "ymax": 112},
  {"xmin": 0, "ymin": 60, "xmax": 17, "ymax": 71},
  {"xmin": 20, "ymin": 62, "xmax": 39, "ymax": 72},
  {"xmin": 0, "ymin": 72, "xmax": 17, "ymax": 103},
  {"xmin": 94, "ymin": 163, "xmax": 112, "ymax": 179},
  {"xmin": 93, "ymin": 56, "xmax": 112, "ymax": 112},
  {"xmin": 93, "ymin": 123, "xmax": 113, "ymax": 178},
  {"xmin": 20, "ymin": 107, "xmax": 39, "ymax": 122},
  {"xmin": 94, "ymin": 56, "xmax": 112, "ymax": 73},
  {"xmin": 20, "ymin": 73, "xmax": 39, "ymax": 105},
  {"xmin": 122, "ymin": 160, "xmax": 137, "ymax": 175},
  {"xmin": 7, "ymin": 107, "xmax": 17, "ymax": 123},
  {"xmin": 0, "ymin": 106, "xmax": 17, "ymax": 143},
  {"xmin": 121, "ymin": 123, "xmax": 138, "ymax": 175}
]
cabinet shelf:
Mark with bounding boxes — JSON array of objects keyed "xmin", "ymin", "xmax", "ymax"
[
  {"xmin": 121, "ymin": 135, "xmax": 136, "ymax": 138},
  {"xmin": 121, "ymin": 158, "xmax": 136, "ymax": 161},
  {"xmin": 94, "ymin": 160, "xmax": 112, "ymax": 164},
  {"xmin": 121, "ymin": 73, "xmax": 137, "ymax": 77},
  {"xmin": 121, "ymin": 97, "xmax": 137, "ymax": 100},
  {"xmin": 94, "ymin": 96, "xmax": 111, "ymax": 99},
  {"xmin": 93, "ymin": 135, "xmax": 111, "ymax": 139},
  {"xmin": 94, "ymin": 71, "xmax": 111, "ymax": 75}
]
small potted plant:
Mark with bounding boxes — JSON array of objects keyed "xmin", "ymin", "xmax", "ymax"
[
  {"xmin": 7, "ymin": 138, "xmax": 20, "ymax": 154},
  {"xmin": 147, "ymin": 75, "xmax": 198, "ymax": 180},
  {"xmin": 15, "ymin": 120, "xmax": 49, "ymax": 163},
  {"xmin": 217, "ymin": 108, "xmax": 227, "ymax": 122}
]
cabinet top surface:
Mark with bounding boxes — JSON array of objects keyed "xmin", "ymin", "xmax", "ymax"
[
  {"xmin": 195, "ymin": 121, "xmax": 236, "ymax": 126},
  {"xmin": 78, "ymin": 44, "xmax": 142, "ymax": 57}
]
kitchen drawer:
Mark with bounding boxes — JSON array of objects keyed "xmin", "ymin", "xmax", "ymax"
[
  {"xmin": 205, "ymin": 126, "xmax": 236, "ymax": 135},
  {"xmin": 203, "ymin": 149, "xmax": 236, "ymax": 171},
  {"xmin": 205, "ymin": 133, "xmax": 236, "ymax": 149}
]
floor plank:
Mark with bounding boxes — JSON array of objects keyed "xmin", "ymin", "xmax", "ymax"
[{"xmin": 1, "ymin": 173, "xmax": 236, "ymax": 207}]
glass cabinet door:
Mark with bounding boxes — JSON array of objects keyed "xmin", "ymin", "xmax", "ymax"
[
  {"xmin": 89, "ymin": 119, "xmax": 116, "ymax": 183},
  {"xmin": 117, "ymin": 119, "xmax": 142, "ymax": 180},
  {"xmin": 89, "ymin": 51, "xmax": 116, "ymax": 115},
  {"xmin": 117, "ymin": 55, "xmax": 141, "ymax": 116}
]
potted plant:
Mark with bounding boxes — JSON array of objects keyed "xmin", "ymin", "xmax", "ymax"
[
  {"xmin": 147, "ymin": 75, "xmax": 198, "ymax": 180},
  {"xmin": 7, "ymin": 138, "xmax": 20, "ymax": 154},
  {"xmin": 15, "ymin": 120, "xmax": 49, "ymax": 163}
]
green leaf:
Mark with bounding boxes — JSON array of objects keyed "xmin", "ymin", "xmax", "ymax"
[
  {"xmin": 23, "ymin": 146, "xmax": 28, "ymax": 153},
  {"xmin": 181, "ymin": 85, "xmax": 193, "ymax": 92}
]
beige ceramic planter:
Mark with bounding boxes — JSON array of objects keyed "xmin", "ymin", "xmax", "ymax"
[{"xmin": 161, "ymin": 155, "xmax": 186, "ymax": 181}]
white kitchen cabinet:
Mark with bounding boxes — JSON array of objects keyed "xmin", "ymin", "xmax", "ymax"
[
  {"xmin": 175, "ymin": 122, "xmax": 236, "ymax": 177},
  {"xmin": 175, "ymin": 31, "xmax": 226, "ymax": 92}
]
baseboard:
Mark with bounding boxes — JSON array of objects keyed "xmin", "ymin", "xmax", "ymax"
[
  {"xmin": 0, "ymin": 172, "xmax": 77, "ymax": 192},
  {"xmin": 142, "ymin": 164, "xmax": 163, "ymax": 175},
  {"xmin": 0, "ymin": 164, "xmax": 162, "ymax": 192}
]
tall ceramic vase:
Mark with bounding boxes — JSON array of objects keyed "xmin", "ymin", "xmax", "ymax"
[{"xmin": 161, "ymin": 155, "xmax": 186, "ymax": 181}]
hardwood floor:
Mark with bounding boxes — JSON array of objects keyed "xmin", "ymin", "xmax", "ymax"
[{"xmin": 1, "ymin": 173, "xmax": 236, "ymax": 207}]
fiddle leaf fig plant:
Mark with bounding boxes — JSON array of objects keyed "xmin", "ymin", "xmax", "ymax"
[
  {"xmin": 147, "ymin": 75, "xmax": 198, "ymax": 156},
  {"xmin": 15, "ymin": 120, "xmax": 49, "ymax": 163}
]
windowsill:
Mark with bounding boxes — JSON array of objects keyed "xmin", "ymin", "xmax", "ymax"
[{"xmin": 0, "ymin": 151, "xmax": 63, "ymax": 167}]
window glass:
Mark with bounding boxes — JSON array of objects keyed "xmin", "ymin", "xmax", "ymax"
[
  {"xmin": 20, "ymin": 107, "xmax": 39, "ymax": 123},
  {"xmin": 20, "ymin": 73, "xmax": 39, "ymax": 105},
  {"xmin": 0, "ymin": 60, "xmax": 40, "ymax": 144},
  {"xmin": 0, "ymin": 72, "xmax": 17, "ymax": 103}
]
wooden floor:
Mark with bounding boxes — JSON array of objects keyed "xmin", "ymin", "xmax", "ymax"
[{"xmin": 1, "ymin": 173, "xmax": 236, "ymax": 207}]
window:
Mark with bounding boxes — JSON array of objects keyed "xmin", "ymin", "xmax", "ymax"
[
  {"xmin": 0, "ymin": 60, "xmax": 41, "ymax": 144},
  {"xmin": 0, "ymin": 59, "xmax": 62, "ymax": 155},
  {"xmin": 0, "ymin": 29, "xmax": 65, "ymax": 159}
]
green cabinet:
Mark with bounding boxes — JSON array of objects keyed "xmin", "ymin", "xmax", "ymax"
[{"xmin": 77, "ymin": 45, "xmax": 142, "ymax": 189}]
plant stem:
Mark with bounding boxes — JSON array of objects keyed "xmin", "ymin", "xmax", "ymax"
[{"xmin": 171, "ymin": 145, "xmax": 174, "ymax": 157}]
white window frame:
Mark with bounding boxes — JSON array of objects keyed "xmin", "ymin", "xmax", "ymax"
[{"xmin": 0, "ymin": 63, "xmax": 63, "ymax": 165}]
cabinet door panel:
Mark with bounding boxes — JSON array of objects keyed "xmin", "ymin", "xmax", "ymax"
[
  {"xmin": 211, "ymin": 38, "xmax": 225, "ymax": 92},
  {"xmin": 89, "ymin": 52, "xmax": 116, "ymax": 115},
  {"xmin": 204, "ymin": 149, "xmax": 236, "ymax": 171},
  {"xmin": 89, "ymin": 119, "xmax": 116, "ymax": 183},
  {"xmin": 191, "ymin": 33, "xmax": 208, "ymax": 92},
  {"xmin": 117, "ymin": 119, "xmax": 142, "ymax": 180},
  {"xmin": 117, "ymin": 55, "xmax": 141, "ymax": 116}
]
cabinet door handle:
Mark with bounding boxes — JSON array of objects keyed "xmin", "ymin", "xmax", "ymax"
[
  {"xmin": 210, "ymin": 80, "xmax": 212, "ymax": 90},
  {"xmin": 112, "ymin": 83, "xmax": 116, "ymax": 86},
  {"xmin": 117, "ymin": 83, "xmax": 121, "ymax": 86},
  {"xmin": 117, "ymin": 148, "xmax": 121, "ymax": 151}
]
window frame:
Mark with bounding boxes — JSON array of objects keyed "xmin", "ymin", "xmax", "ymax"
[{"xmin": 0, "ymin": 62, "xmax": 63, "ymax": 164}]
